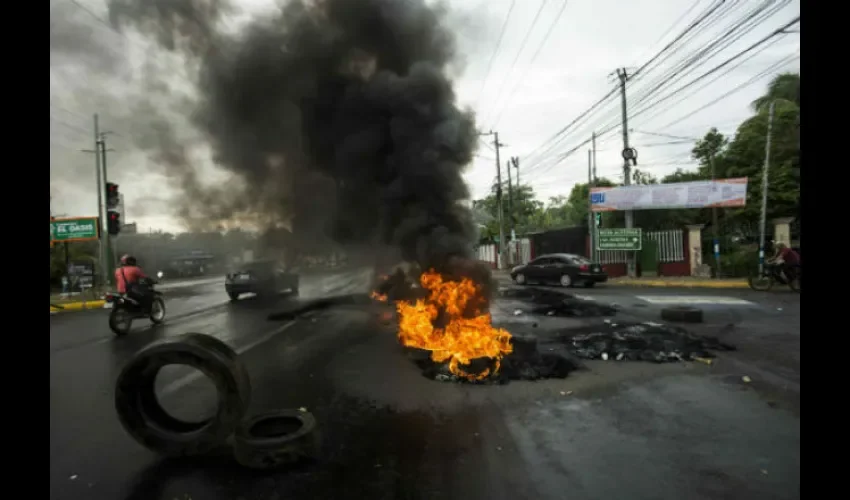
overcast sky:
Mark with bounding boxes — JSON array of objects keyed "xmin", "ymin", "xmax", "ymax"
[{"xmin": 49, "ymin": 0, "xmax": 800, "ymax": 233}]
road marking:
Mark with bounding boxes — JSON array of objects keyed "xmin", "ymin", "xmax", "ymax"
[
  {"xmin": 635, "ymin": 295, "xmax": 754, "ymax": 306},
  {"xmin": 159, "ymin": 320, "xmax": 297, "ymax": 396}
]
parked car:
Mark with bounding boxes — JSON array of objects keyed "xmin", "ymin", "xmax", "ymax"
[
  {"xmin": 509, "ymin": 253, "xmax": 607, "ymax": 288},
  {"xmin": 225, "ymin": 260, "xmax": 299, "ymax": 301}
]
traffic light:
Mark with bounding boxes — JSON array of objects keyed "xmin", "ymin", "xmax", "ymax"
[
  {"xmin": 594, "ymin": 213, "xmax": 602, "ymax": 227},
  {"xmin": 107, "ymin": 210, "xmax": 121, "ymax": 236},
  {"xmin": 106, "ymin": 182, "xmax": 120, "ymax": 209}
]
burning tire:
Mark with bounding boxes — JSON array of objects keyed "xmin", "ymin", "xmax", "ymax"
[
  {"xmin": 114, "ymin": 333, "xmax": 251, "ymax": 457},
  {"xmin": 232, "ymin": 409, "xmax": 320, "ymax": 469},
  {"xmin": 660, "ymin": 306, "xmax": 704, "ymax": 324}
]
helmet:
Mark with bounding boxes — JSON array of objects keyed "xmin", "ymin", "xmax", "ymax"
[
  {"xmin": 120, "ymin": 254, "xmax": 137, "ymax": 266},
  {"xmin": 775, "ymin": 242, "xmax": 787, "ymax": 250}
]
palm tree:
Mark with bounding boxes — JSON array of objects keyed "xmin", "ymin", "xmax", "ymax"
[{"xmin": 751, "ymin": 72, "xmax": 800, "ymax": 112}]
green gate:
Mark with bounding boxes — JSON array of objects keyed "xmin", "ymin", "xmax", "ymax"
[{"xmin": 639, "ymin": 238, "xmax": 659, "ymax": 277}]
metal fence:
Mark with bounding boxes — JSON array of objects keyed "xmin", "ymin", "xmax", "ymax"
[{"xmin": 646, "ymin": 229, "xmax": 685, "ymax": 262}]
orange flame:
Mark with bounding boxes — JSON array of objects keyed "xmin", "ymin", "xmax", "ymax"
[
  {"xmin": 370, "ymin": 291, "xmax": 388, "ymax": 302},
  {"xmin": 392, "ymin": 270, "xmax": 512, "ymax": 380}
]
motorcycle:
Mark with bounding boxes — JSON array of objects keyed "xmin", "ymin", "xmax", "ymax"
[
  {"xmin": 748, "ymin": 262, "xmax": 800, "ymax": 293},
  {"xmin": 105, "ymin": 277, "xmax": 166, "ymax": 336}
]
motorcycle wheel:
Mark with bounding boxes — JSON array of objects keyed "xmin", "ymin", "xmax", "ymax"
[
  {"xmin": 110, "ymin": 307, "xmax": 133, "ymax": 336},
  {"xmin": 747, "ymin": 273, "xmax": 774, "ymax": 292},
  {"xmin": 149, "ymin": 298, "xmax": 166, "ymax": 324},
  {"xmin": 788, "ymin": 274, "xmax": 800, "ymax": 293}
]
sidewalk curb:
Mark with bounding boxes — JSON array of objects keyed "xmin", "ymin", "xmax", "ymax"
[
  {"xmin": 50, "ymin": 300, "xmax": 106, "ymax": 312},
  {"xmin": 607, "ymin": 280, "xmax": 749, "ymax": 289}
]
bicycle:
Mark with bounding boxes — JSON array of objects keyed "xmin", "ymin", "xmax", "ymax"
[{"xmin": 748, "ymin": 263, "xmax": 800, "ymax": 293}]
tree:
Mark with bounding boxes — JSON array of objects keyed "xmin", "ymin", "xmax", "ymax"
[
  {"xmin": 631, "ymin": 168, "xmax": 658, "ymax": 185},
  {"xmin": 751, "ymin": 72, "xmax": 800, "ymax": 113},
  {"xmin": 565, "ymin": 178, "xmax": 617, "ymax": 228},
  {"xmin": 720, "ymin": 99, "xmax": 800, "ymax": 230},
  {"xmin": 475, "ymin": 183, "xmax": 544, "ymax": 240}
]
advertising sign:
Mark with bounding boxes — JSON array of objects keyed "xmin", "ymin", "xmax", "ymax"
[
  {"xmin": 50, "ymin": 217, "xmax": 99, "ymax": 243},
  {"xmin": 591, "ymin": 178, "xmax": 748, "ymax": 212}
]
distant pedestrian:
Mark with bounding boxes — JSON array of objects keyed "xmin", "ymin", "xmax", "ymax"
[{"xmin": 61, "ymin": 275, "xmax": 69, "ymax": 295}]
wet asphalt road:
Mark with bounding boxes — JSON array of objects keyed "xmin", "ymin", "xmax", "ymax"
[{"xmin": 50, "ymin": 272, "xmax": 800, "ymax": 500}]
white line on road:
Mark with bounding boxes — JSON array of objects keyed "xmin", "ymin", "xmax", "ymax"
[
  {"xmin": 635, "ymin": 295, "xmax": 754, "ymax": 306},
  {"xmin": 159, "ymin": 320, "xmax": 297, "ymax": 396}
]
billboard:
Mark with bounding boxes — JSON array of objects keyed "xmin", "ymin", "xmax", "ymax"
[{"xmin": 591, "ymin": 178, "xmax": 748, "ymax": 212}]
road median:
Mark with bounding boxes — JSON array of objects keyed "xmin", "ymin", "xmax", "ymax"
[{"xmin": 50, "ymin": 300, "xmax": 106, "ymax": 313}]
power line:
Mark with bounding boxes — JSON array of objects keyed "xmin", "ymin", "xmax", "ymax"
[
  {"xmin": 520, "ymin": 0, "xmax": 731, "ymax": 167},
  {"xmin": 471, "ymin": 0, "xmax": 516, "ymax": 112},
  {"xmin": 632, "ymin": 0, "xmax": 790, "ymax": 110},
  {"xmin": 480, "ymin": 0, "xmax": 549, "ymax": 127},
  {"xmin": 563, "ymin": 0, "xmax": 771, "ymax": 152},
  {"xmin": 489, "ymin": 0, "xmax": 570, "ymax": 129},
  {"xmin": 655, "ymin": 52, "xmax": 798, "ymax": 131},
  {"xmin": 535, "ymin": 15, "xmax": 800, "ymax": 175},
  {"xmin": 629, "ymin": 16, "xmax": 799, "ymax": 121},
  {"xmin": 630, "ymin": 0, "xmax": 706, "ymax": 67},
  {"xmin": 632, "ymin": 35, "xmax": 788, "ymax": 127}
]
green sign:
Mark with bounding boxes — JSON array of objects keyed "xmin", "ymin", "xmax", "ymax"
[
  {"xmin": 50, "ymin": 217, "xmax": 100, "ymax": 243},
  {"xmin": 597, "ymin": 228, "xmax": 642, "ymax": 251}
]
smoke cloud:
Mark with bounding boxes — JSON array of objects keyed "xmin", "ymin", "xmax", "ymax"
[{"xmin": 105, "ymin": 0, "xmax": 481, "ymax": 272}]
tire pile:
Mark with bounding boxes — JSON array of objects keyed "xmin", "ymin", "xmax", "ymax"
[
  {"xmin": 114, "ymin": 333, "xmax": 320, "ymax": 469},
  {"xmin": 562, "ymin": 322, "xmax": 736, "ymax": 362},
  {"xmin": 408, "ymin": 336, "xmax": 580, "ymax": 384}
]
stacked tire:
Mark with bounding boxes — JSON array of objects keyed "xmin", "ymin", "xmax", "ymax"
[{"xmin": 114, "ymin": 333, "xmax": 320, "ymax": 468}]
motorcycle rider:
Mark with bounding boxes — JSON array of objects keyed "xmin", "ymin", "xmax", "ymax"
[
  {"xmin": 767, "ymin": 242, "xmax": 800, "ymax": 282},
  {"xmin": 115, "ymin": 254, "xmax": 151, "ymax": 308}
]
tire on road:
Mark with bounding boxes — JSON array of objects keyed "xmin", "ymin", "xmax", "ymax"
[
  {"xmin": 114, "ymin": 333, "xmax": 251, "ymax": 457},
  {"xmin": 514, "ymin": 273, "xmax": 527, "ymax": 285},
  {"xmin": 660, "ymin": 306, "xmax": 704, "ymax": 324},
  {"xmin": 233, "ymin": 409, "xmax": 321, "ymax": 470}
]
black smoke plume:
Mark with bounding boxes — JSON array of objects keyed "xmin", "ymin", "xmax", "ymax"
[{"xmin": 107, "ymin": 0, "xmax": 482, "ymax": 276}]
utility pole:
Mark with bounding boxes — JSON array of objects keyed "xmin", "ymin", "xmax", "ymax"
[
  {"xmin": 479, "ymin": 130, "xmax": 508, "ymax": 269},
  {"xmin": 616, "ymin": 68, "xmax": 636, "ymax": 277},
  {"xmin": 506, "ymin": 161, "xmax": 515, "ymax": 235},
  {"xmin": 506, "ymin": 161, "xmax": 515, "ymax": 266},
  {"xmin": 512, "ymin": 156, "xmax": 520, "ymax": 191},
  {"xmin": 587, "ymin": 149, "xmax": 594, "ymax": 260},
  {"xmin": 81, "ymin": 114, "xmax": 107, "ymax": 286},
  {"xmin": 591, "ymin": 132, "xmax": 598, "ymax": 263},
  {"xmin": 709, "ymin": 152, "xmax": 721, "ymax": 278},
  {"xmin": 758, "ymin": 101, "xmax": 776, "ymax": 275}
]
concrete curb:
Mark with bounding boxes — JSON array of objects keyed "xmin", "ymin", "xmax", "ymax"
[
  {"xmin": 50, "ymin": 300, "xmax": 107, "ymax": 312},
  {"xmin": 607, "ymin": 279, "xmax": 749, "ymax": 289}
]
